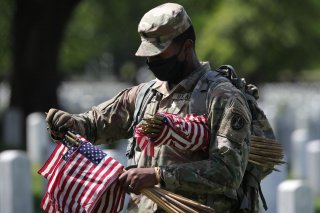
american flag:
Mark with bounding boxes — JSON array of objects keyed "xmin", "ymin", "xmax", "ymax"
[
  {"xmin": 135, "ymin": 113, "xmax": 210, "ymax": 157},
  {"xmin": 38, "ymin": 135, "xmax": 125, "ymax": 213}
]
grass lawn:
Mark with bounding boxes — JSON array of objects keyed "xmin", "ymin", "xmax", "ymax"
[
  {"xmin": 32, "ymin": 164, "xmax": 45, "ymax": 213},
  {"xmin": 316, "ymin": 197, "xmax": 320, "ymax": 213}
]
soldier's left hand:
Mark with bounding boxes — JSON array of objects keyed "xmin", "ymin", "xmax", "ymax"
[{"xmin": 118, "ymin": 168, "xmax": 158, "ymax": 194}]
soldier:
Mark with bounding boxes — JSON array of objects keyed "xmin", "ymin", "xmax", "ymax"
[{"xmin": 46, "ymin": 3, "xmax": 252, "ymax": 212}]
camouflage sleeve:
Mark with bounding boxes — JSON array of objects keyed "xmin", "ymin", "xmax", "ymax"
[
  {"xmin": 161, "ymin": 82, "xmax": 252, "ymax": 197},
  {"xmin": 69, "ymin": 84, "xmax": 144, "ymax": 145}
]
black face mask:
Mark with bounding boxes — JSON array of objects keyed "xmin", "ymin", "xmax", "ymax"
[{"xmin": 146, "ymin": 46, "xmax": 185, "ymax": 83}]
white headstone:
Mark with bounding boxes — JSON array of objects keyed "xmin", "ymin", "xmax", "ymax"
[
  {"xmin": 2, "ymin": 107, "xmax": 23, "ymax": 147},
  {"xmin": 260, "ymin": 163, "xmax": 288, "ymax": 213},
  {"xmin": 307, "ymin": 102, "xmax": 320, "ymax": 140},
  {"xmin": 103, "ymin": 139, "xmax": 129, "ymax": 213},
  {"xmin": 102, "ymin": 139, "xmax": 128, "ymax": 166},
  {"xmin": 26, "ymin": 112, "xmax": 51, "ymax": 164},
  {"xmin": 306, "ymin": 140, "xmax": 320, "ymax": 196},
  {"xmin": 277, "ymin": 180, "xmax": 314, "ymax": 213},
  {"xmin": 290, "ymin": 129, "xmax": 310, "ymax": 179},
  {"xmin": 0, "ymin": 150, "xmax": 34, "ymax": 213},
  {"xmin": 274, "ymin": 105, "xmax": 295, "ymax": 164}
]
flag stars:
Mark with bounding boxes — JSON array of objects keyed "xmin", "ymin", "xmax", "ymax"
[{"xmin": 77, "ymin": 142, "xmax": 107, "ymax": 165}]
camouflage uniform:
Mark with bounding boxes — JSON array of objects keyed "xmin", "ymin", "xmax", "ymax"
[
  {"xmin": 70, "ymin": 61, "xmax": 251, "ymax": 212},
  {"xmin": 68, "ymin": 3, "xmax": 252, "ymax": 212}
]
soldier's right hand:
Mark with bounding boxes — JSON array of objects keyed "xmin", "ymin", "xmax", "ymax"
[
  {"xmin": 137, "ymin": 114, "xmax": 164, "ymax": 140},
  {"xmin": 46, "ymin": 108, "xmax": 75, "ymax": 139}
]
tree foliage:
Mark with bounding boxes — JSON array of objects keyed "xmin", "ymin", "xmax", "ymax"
[
  {"xmin": 197, "ymin": 0, "xmax": 320, "ymax": 82},
  {"xmin": 1, "ymin": 0, "xmax": 320, "ymax": 82},
  {"xmin": 60, "ymin": 0, "xmax": 320, "ymax": 82}
]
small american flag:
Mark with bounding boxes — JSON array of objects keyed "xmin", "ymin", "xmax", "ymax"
[
  {"xmin": 39, "ymin": 135, "xmax": 125, "ymax": 213},
  {"xmin": 135, "ymin": 113, "xmax": 210, "ymax": 157}
]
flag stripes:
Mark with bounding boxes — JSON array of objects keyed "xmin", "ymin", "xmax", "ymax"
[
  {"xmin": 135, "ymin": 113, "xmax": 210, "ymax": 157},
  {"xmin": 38, "ymin": 135, "xmax": 125, "ymax": 213},
  {"xmin": 38, "ymin": 143, "xmax": 68, "ymax": 179}
]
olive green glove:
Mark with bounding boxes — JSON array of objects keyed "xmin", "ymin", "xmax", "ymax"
[{"xmin": 46, "ymin": 108, "xmax": 75, "ymax": 140}]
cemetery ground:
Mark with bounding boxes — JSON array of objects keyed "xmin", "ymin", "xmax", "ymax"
[{"xmin": 31, "ymin": 164, "xmax": 43, "ymax": 213}]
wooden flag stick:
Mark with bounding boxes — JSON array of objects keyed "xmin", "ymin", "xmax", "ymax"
[
  {"xmin": 249, "ymin": 150, "xmax": 283, "ymax": 156},
  {"xmin": 141, "ymin": 189, "xmax": 180, "ymax": 213},
  {"xmin": 65, "ymin": 134, "xmax": 80, "ymax": 146},
  {"xmin": 149, "ymin": 188, "xmax": 198, "ymax": 213},
  {"xmin": 147, "ymin": 189, "xmax": 186, "ymax": 213},
  {"xmin": 250, "ymin": 153, "xmax": 286, "ymax": 164},
  {"xmin": 250, "ymin": 145, "xmax": 282, "ymax": 151},
  {"xmin": 250, "ymin": 136, "xmax": 278, "ymax": 143},
  {"xmin": 154, "ymin": 187, "xmax": 215, "ymax": 213}
]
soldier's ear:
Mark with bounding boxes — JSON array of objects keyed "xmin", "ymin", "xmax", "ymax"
[
  {"xmin": 181, "ymin": 39, "xmax": 194, "ymax": 58},
  {"xmin": 184, "ymin": 39, "xmax": 193, "ymax": 50}
]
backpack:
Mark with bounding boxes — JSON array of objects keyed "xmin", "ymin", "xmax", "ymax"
[
  {"xmin": 214, "ymin": 65, "xmax": 282, "ymax": 212},
  {"xmin": 126, "ymin": 65, "xmax": 284, "ymax": 212}
]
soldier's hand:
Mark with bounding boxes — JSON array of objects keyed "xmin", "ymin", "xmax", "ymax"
[
  {"xmin": 46, "ymin": 108, "xmax": 75, "ymax": 139},
  {"xmin": 118, "ymin": 168, "xmax": 158, "ymax": 195},
  {"xmin": 138, "ymin": 114, "xmax": 164, "ymax": 139}
]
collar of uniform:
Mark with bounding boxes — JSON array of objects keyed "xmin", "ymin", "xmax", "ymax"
[{"xmin": 151, "ymin": 61, "xmax": 212, "ymax": 95}]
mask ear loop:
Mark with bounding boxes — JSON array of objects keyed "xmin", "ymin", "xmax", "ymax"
[
  {"xmin": 175, "ymin": 40, "xmax": 186, "ymax": 58},
  {"xmin": 176, "ymin": 40, "xmax": 189, "ymax": 68},
  {"xmin": 177, "ymin": 38, "xmax": 195, "ymax": 65}
]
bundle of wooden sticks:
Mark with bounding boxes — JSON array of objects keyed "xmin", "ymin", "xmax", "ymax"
[{"xmin": 249, "ymin": 135, "xmax": 285, "ymax": 169}]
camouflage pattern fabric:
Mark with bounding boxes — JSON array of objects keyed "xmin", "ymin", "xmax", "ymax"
[
  {"xmin": 135, "ymin": 3, "xmax": 192, "ymax": 57},
  {"xmin": 69, "ymin": 62, "xmax": 252, "ymax": 212}
]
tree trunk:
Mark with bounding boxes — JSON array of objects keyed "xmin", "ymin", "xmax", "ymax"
[{"xmin": 9, "ymin": 0, "xmax": 81, "ymax": 148}]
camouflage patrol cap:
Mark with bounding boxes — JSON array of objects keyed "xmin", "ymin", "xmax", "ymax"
[{"xmin": 135, "ymin": 3, "xmax": 192, "ymax": 57}]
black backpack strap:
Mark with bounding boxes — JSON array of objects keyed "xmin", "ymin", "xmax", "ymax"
[
  {"xmin": 236, "ymin": 164, "xmax": 268, "ymax": 212},
  {"xmin": 246, "ymin": 166, "xmax": 268, "ymax": 211},
  {"xmin": 190, "ymin": 70, "xmax": 228, "ymax": 115},
  {"xmin": 216, "ymin": 65, "xmax": 246, "ymax": 92},
  {"xmin": 126, "ymin": 80, "xmax": 156, "ymax": 161}
]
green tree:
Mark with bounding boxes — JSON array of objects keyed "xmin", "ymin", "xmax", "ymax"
[{"xmin": 197, "ymin": 0, "xmax": 320, "ymax": 82}]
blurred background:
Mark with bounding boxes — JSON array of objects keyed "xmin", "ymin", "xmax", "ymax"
[{"xmin": 0, "ymin": 0, "xmax": 320, "ymax": 212}]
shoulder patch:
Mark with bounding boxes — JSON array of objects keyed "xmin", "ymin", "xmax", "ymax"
[{"xmin": 231, "ymin": 113, "xmax": 245, "ymax": 130}]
